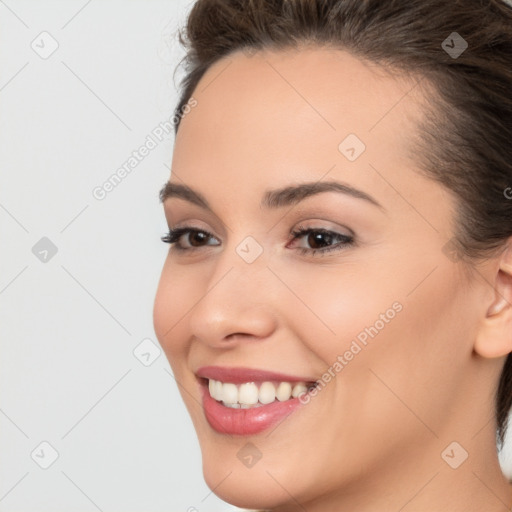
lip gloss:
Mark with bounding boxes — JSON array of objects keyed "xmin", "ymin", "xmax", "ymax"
[{"xmin": 200, "ymin": 382, "xmax": 304, "ymax": 435}]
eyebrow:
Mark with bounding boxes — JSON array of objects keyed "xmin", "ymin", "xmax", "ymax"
[{"xmin": 159, "ymin": 180, "xmax": 385, "ymax": 212}]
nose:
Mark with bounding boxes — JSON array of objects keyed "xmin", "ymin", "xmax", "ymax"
[{"xmin": 187, "ymin": 250, "xmax": 278, "ymax": 348}]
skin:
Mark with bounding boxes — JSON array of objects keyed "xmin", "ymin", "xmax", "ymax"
[{"xmin": 153, "ymin": 47, "xmax": 512, "ymax": 511}]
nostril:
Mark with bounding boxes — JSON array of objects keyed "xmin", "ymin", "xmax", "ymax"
[{"xmin": 224, "ymin": 333, "xmax": 249, "ymax": 342}]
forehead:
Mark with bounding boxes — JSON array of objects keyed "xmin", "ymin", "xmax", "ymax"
[
  {"xmin": 171, "ymin": 46, "xmax": 429, "ymax": 213},
  {"xmin": 175, "ymin": 47, "xmax": 424, "ymax": 154}
]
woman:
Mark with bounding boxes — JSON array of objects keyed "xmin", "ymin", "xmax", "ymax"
[{"xmin": 153, "ymin": 0, "xmax": 512, "ymax": 510}]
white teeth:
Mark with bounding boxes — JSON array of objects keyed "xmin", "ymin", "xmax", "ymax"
[
  {"xmin": 221, "ymin": 383, "xmax": 238, "ymax": 404},
  {"xmin": 292, "ymin": 383, "xmax": 307, "ymax": 397},
  {"xmin": 239, "ymin": 382, "xmax": 259, "ymax": 405},
  {"xmin": 259, "ymin": 381, "xmax": 276, "ymax": 404},
  {"xmin": 207, "ymin": 379, "xmax": 310, "ymax": 407},
  {"xmin": 213, "ymin": 380, "xmax": 223, "ymax": 401},
  {"xmin": 276, "ymin": 382, "xmax": 292, "ymax": 401}
]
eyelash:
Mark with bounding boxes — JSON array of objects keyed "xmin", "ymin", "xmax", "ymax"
[{"xmin": 161, "ymin": 224, "xmax": 355, "ymax": 256}]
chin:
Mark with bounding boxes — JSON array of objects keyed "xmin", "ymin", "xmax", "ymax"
[{"xmin": 202, "ymin": 458, "xmax": 290, "ymax": 511}]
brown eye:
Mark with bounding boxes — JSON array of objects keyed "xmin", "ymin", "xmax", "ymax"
[
  {"xmin": 306, "ymin": 231, "xmax": 336, "ymax": 249},
  {"xmin": 161, "ymin": 227, "xmax": 220, "ymax": 251},
  {"xmin": 188, "ymin": 231, "xmax": 210, "ymax": 247},
  {"xmin": 289, "ymin": 226, "xmax": 355, "ymax": 256}
]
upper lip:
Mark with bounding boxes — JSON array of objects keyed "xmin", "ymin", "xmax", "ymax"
[{"xmin": 196, "ymin": 365, "xmax": 317, "ymax": 384}]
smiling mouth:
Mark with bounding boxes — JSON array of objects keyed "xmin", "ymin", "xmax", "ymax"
[
  {"xmin": 204, "ymin": 378, "xmax": 317, "ymax": 408},
  {"xmin": 195, "ymin": 366, "xmax": 319, "ymax": 435}
]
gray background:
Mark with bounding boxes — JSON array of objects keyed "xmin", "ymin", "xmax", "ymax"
[
  {"xmin": 1, "ymin": 1, "xmax": 232, "ymax": 510},
  {"xmin": 1, "ymin": 1, "xmax": 512, "ymax": 511}
]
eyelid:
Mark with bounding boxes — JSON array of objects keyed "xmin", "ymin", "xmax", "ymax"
[
  {"xmin": 164, "ymin": 209, "xmax": 227, "ymax": 239},
  {"xmin": 290, "ymin": 219, "xmax": 355, "ymax": 237}
]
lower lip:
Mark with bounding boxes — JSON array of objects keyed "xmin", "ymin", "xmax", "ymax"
[{"xmin": 200, "ymin": 383, "xmax": 304, "ymax": 435}]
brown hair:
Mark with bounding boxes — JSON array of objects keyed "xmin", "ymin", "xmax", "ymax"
[{"xmin": 171, "ymin": 0, "xmax": 512, "ymax": 448}]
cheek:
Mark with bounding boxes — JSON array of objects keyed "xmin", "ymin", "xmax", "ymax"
[
  {"xmin": 283, "ymin": 252, "xmax": 469, "ymax": 410},
  {"xmin": 341, "ymin": 261, "xmax": 473, "ymax": 438},
  {"xmin": 268, "ymin": 258, "xmax": 406, "ymax": 363}
]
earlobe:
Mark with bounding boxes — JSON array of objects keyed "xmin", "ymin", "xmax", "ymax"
[{"xmin": 474, "ymin": 243, "xmax": 512, "ymax": 359}]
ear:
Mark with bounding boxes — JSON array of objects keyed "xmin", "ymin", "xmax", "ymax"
[{"xmin": 474, "ymin": 242, "xmax": 512, "ymax": 358}]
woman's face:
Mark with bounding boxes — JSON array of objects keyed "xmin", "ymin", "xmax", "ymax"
[{"xmin": 153, "ymin": 48, "xmax": 497, "ymax": 510}]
